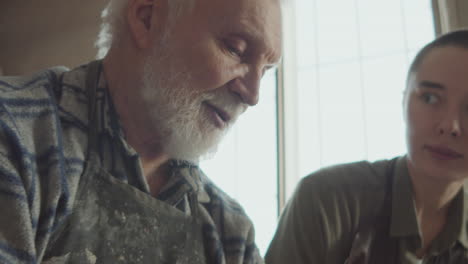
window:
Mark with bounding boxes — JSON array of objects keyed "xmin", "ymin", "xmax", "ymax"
[
  {"xmin": 200, "ymin": 69, "xmax": 278, "ymax": 255},
  {"xmin": 201, "ymin": 0, "xmax": 435, "ymax": 255},
  {"xmin": 282, "ymin": 0, "xmax": 436, "ymax": 200}
]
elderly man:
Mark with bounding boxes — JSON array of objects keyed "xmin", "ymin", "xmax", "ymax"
[{"xmin": 0, "ymin": 0, "xmax": 282, "ymax": 263}]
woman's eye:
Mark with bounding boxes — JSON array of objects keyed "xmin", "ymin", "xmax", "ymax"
[{"xmin": 421, "ymin": 93, "xmax": 439, "ymax": 104}]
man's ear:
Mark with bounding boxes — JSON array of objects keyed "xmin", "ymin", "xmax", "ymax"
[{"xmin": 127, "ymin": 0, "xmax": 168, "ymax": 50}]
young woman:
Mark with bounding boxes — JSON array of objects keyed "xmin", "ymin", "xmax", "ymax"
[{"xmin": 266, "ymin": 30, "xmax": 468, "ymax": 264}]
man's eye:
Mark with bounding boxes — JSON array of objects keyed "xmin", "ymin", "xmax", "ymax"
[
  {"xmin": 225, "ymin": 39, "xmax": 247, "ymax": 58},
  {"xmin": 228, "ymin": 45, "xmax": 243, "ymax": 57},
  {"xmin": 227, "ymin": 44, "xmax": 244, "ymax": 57},
  {"xmin": 421, "ymin": 93, "xmax": 439, "ymax": 104}
]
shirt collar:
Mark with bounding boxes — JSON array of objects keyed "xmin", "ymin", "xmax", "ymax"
[
  {"xmin": 429, "ymin": 188, "xmax": 467, "ymax": 253},
  {"xmin": 158, "ymin": 161, "xmax": 211, "ymax": 205},
  {"xmin": 390, "ymin": 156, "xmax": 468, "ymax": 252},
  {"xmin": 390, "ymin": 156, "xmax": 420, "ymax": 239}
]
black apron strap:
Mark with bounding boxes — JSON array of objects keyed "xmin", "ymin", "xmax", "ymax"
[{"xmin": 84, "ymin": 60, "xmax": 103, "ymax": 161}]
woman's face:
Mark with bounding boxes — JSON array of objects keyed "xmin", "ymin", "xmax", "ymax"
[{"xmin": 405, "ymin": 46, "xmax": 468, "ymax": 183}]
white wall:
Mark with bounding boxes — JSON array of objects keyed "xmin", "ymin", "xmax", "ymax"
[
  {"xmin": 433, "ymin": 0, "xmax": 468, "ymax": 35},
  {"xmin": 457, "ymin": 0, "xmax": 468, "ymax": 28},
  {"xmin": 0, "ymin": 0, "xmax": 108, "ymax": 75}
]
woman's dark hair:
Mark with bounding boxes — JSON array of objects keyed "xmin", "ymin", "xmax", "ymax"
[{"xmin": 408, "ymin": 29, "xmax": 468, "ymax": 76}]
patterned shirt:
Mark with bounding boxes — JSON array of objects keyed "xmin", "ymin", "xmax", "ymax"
[{"xmin": 0, "ymin": 62, "xmax": 262, "ymax": 264}]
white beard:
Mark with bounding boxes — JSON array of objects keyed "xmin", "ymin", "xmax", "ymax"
[{"xmin": 139, "ymin": 44, "xmax": 245, "ymax": 163}]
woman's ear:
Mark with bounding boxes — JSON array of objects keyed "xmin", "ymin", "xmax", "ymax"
[
  {"xmin": 402, "ymin": 75, "xmax": 415, "ymax": 123},
  {"xmin": 127, "ymin": 0, "xmax": 168, "ymax": 50}
]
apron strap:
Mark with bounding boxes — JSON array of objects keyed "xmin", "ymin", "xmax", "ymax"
[
  {"xmin": 73, "ymin": 60, "xmax": 104, "ymax": 194},
  {"xmin": 84, "ymin": 60, "xmax": 103, "ymax": 156}
]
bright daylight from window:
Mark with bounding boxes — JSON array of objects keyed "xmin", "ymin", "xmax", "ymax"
[{"xmin": 201, "ymin": 0, "xmax": 435, "ymax": 255}]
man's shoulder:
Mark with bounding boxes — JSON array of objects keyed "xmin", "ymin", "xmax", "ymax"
[
  {"xmin": 0, "ymin": 66, "xmax": 69, "ymax": 99},
  {"xmin": 0, "ymin": 67, "xmax": 71, "ymax": 149},
  {"xmin": 0, "ymin": 63, "xmax": 93, "ymax": 132},
  {"xmin": 0, "ymin": 66, "xmax": 91, "ymax": 242},
  {"xmin": 0, "ymin": 66, "xmax": 72, "ymax": 128},
  {"xmin": 0, "ymin": 63, "xmax": 91, "ymax": 106},
  {"xmin": 0, "ymin": 64, "xmax": 90, "ymax": 185}
]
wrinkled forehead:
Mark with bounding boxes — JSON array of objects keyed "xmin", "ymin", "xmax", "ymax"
[
  {"xmin": 202, "ymin": 0, "xmax": 282, "ymax": 26},
  {"xmin": 200, "ymin": 0, "xmax": 283, "ymax": 61}
]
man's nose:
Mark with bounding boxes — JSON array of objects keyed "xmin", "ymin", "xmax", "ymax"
[{"xmin": 230, "ymin": 67, "xmax": 262, "ymax": 106}]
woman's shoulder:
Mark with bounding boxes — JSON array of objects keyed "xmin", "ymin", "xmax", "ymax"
[
  {"xmin": 291, "ymin": 157, "xmax": 401, "ymax": 222},
  {"xmin": 299, "ymin": 158, "xmax": 398, "ymax": 191}
]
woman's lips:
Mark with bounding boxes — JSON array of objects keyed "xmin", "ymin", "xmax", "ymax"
[{"xmin": 425, "ymin": 144, "xmax": 464, "ymax": 160}]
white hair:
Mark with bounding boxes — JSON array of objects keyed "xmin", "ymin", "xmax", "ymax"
[{"xmin": 95, "ymin": 0, "xmax": 195, "ymax": 59}]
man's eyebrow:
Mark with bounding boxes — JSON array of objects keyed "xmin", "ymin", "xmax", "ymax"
[
  {"xmin": 234, "ymin": 23, "xmax": 281, "ymax": 64},
  {"xmin": 419, "ymin": 80, "xmax": 445, "ymax": 90}
]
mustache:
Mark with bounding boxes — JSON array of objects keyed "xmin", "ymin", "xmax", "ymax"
[{"xmin": 201, "ymin": 90, "xmax": 248, "ymax": 121}]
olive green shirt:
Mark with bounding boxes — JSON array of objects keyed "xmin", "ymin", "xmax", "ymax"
[{"xmin": 265, "ymin": 157, "xmax": 468, "ymax": 263}]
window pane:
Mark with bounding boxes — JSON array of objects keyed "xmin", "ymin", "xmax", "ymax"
[
  {"xmin": 361, "ymin": 54, "xmax": 407, "ymax": 160},
  {"xmin": 357, "ymin": 0, "xmax": 406, "ymax": 57},
  {"xmin": 403, "ymin": 0, "xmax": 436, "ymax": 51},
  {"xmin": 297, "ymin": 68, "xmax": 321, "ymax": 177},
  {"xmin": 200, "ymin": 70, "xmax": 278, "ymax": 255},
  {"xmin": 296, "ymin": 0, "xmax": 318, "ymax": 68},
  {"xmin": 293, "ymin": 0, "xmax": 435, "ymax": 187},
  {"xmin": 316, "ymin": 0, "xmax": 360, "ymax": 64},
  {"xmin": 318, "ymin": 61, "xmax": 367, "ymax": 166}
]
